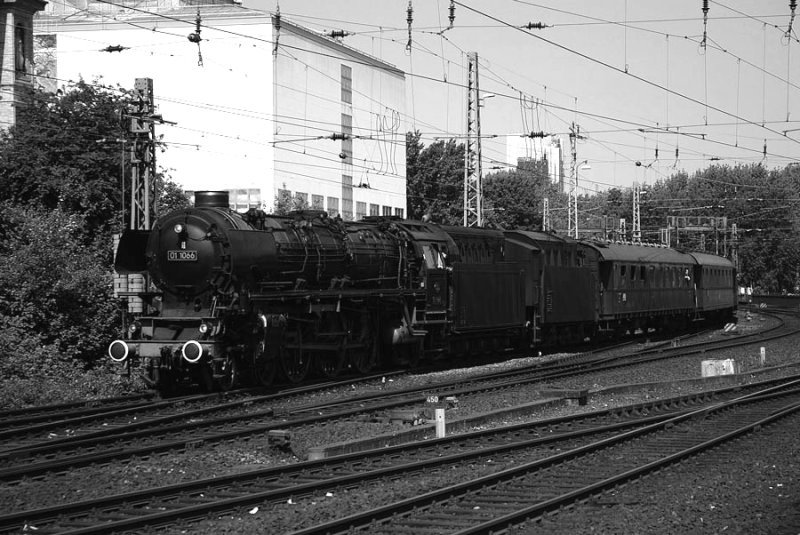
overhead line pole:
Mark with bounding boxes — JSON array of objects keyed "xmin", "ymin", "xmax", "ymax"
[
  {"xmin": 567, "ymin": 122, "xmax": 582, "ymax": 238},
  {"xmin": 464, "ymin": 51, "xmax": 482, "ymax": 227},
  {"xmin": 129, "ymin": 77, "xmax": 158, "ymax": 231}
]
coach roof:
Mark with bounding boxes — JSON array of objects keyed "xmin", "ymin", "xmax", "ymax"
[{"xmin": 581, "ymin": 241, "xmax": 696, "ymax": 265}]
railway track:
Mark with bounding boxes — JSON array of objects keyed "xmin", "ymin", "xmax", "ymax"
[
  {"xmin": 290, "ymin": 379, "xmax": 800, "ymax": 535},
  {"xmin": 0, "ymin": 369, "xmax": 416, "ymax": 453},
  {"xmin": 0, "ymin": 392, "xmax": 158, "ymax": 428},
  {"xmin": 2, "ymin": 375, "xmax": 797, "ymax": 535},
  {"xmin": 0, "ymin": 320, "xmax": 791, "ymax": 482}
]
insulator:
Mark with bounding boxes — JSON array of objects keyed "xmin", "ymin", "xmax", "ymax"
[
  {"xmin": 702, "ymin": 0, "xmax": 709, "ymax": 15},
  {"xmin": 406, "ymin": 0, "xmax": 413, "ymax": 51},
  {"xmin": 525, "ymin": 22, "xmax": 548, "ymax": 30},
  {"xmin": 448, "ymin": 0, "xmax": 455, "ymax": 26}
]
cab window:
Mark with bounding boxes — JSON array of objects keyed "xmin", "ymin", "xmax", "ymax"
[{"xmin": 422, "ymin": 244, "xmax": 445, "ymax": 269}]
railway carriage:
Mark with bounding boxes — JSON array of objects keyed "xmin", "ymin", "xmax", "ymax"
[
  {"xmin": 440, "ymin": 226, "xmax": 525, "ymax": 355},
  {"xmin": 688, "ymin": 251, "xmax": 737, "ymax": 321},
  {"xmin": 581, "ymin": 242, "xmax": 698, "ymax": 334},
  {"xmin": 503, "ymin": 231, "xmax": 596, "ymax": 347}
]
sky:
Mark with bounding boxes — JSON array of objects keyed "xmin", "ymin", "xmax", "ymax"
[{"xmin": 240, "ymin": 0, "xmax": 800, "ymax": 192}]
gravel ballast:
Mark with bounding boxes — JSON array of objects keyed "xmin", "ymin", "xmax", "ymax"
[{"xmin": 3, "ymin": 312, "xmax": 800, "ymax": 534}]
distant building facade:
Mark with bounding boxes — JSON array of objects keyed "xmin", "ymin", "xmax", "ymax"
[
  {"xmin": 33, "ymin": 2, "xmax": 406, "ymax": 218},
  {"xmin": 506, "ymin": 134, "xmax": 563, "ymax": 191},
  {"xmin": 0, "ymin": 0, "xmax": 46, "ymax": 129}
]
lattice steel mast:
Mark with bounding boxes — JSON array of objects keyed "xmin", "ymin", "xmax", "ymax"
[{"xmin": 463, "ymin": 52, "xmax": 482, "ymax": 227}]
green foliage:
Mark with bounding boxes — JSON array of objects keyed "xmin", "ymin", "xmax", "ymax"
[
  {"xmin": 0, "ymin": 82, "xmax": 158, "ymax": 406},
  {"xmin": 0, "ymin": 204, "xmax": 143, "ymax": 408},
  {"xmin": 641, "ymin": 163, "xmax": 800, "ymax": 292},
  {"xmin": 738, "ymin": 234, "xmax": 800, "ymax": 294},
  {"xmin": 158, "ymin": 177, "xmax": 191, "ymax": 214},
  {"xmin": 483, "ymin": 166, "xmax": 565, "ymax": 230},
  {"xmin": 406, "ymin": 131, "xmax": 464, "ymax": 224},
  {"xmin": 406, "ymin": 131, "xmax": 567, "ymax": 229},
  {"xmin": 405, "ymin": 131, "xmax": 799, "ymax": 292},
  {"xmin": 0, "ymin": 80, "xmax": 133, "ymax": 236},
  {"xmin": 273, "ymin": 183, "xmax": 310, "ymax": 215},
  {"xmin": 0, "ymin": 205, "xmax": 119, "ymax": 360}
]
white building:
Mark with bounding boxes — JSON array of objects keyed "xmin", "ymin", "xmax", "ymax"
[
  {"xmin": 506, "ymin": 134, "xmax": 563, "ymax": 190},
  {"xmin": 33, "ymin": 1, "xmax": 407, "ymax": 218}
]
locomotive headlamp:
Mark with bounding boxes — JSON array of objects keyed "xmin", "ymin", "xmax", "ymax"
[
  {"xmin": 181, "ymin": 340, "xmax": 204, "ymax": 364},
  {"xmin": 128, "ymin": 321, "xmax": 141, "ymax": 335},
  {"xmin": 198, "ymin": 322, "xmax": 210, "ymax": 334},
  {"xmin": 174, "ymin": 224, "xmax": 184, "ymax": 234},
  {"xmin": 108, "ymin": 340, "xmax": 134, "ymax": 362}
]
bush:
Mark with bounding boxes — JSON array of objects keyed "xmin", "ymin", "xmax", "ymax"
[{"xmin": 0, "ymin": 204, "xmax": 136, "ymax": 407}]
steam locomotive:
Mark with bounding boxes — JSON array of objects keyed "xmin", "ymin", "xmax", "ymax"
[{"xmin": 109, "ymin": 191, "xmax": 737, "ymax": 392}]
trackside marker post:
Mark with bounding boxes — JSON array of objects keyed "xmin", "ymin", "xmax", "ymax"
[{"xmin": 435, "ymin": 408, "xmax": 445, "ymax": 438}]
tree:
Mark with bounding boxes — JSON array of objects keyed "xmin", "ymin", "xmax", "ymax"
[
  {"xmin": 406, "ymin": 131, "xmax": 464, "ymax": 224},
  {"xmin": 273, "ymin": 183, "xmax": 310, "ymax": 215},
  {"xmin": 0, "ymin": 80, "xmax": 134, "ymax": 238},
  {"xmin": 0, "ymin": 81, "xmax": 161, "ymax": 404},
  {"xmin": 642, "ymin": 163, "xmax": 800, "ymax": 292},
  {"xmin": 158, "ymin": 176, "xmax": 191, "ymax": 214},
  {"xmin": 0, "ymin": 204, "xmax": 118, "ymax": 361}
]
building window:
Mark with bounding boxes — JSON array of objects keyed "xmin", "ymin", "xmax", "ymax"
[
  {"xmin": 230, "ymin": 188, "xmax": 262, "ymax": 212},
  {"xmin": 341, "ymin": 64, "xmax": 352, "ymax": 104},
  {"xmin": 394, "ymin": 207, "xmax": 404, "ymax": 218},
  {"xmin": 312, "ymin": 194, "xmax": 324, "ymax": 210},
  {"xmin": 295, "ymin": 192, "xmax": 308, "ymax": 210},
  {"xmin": 342, "ymin": 174, "xmax": 353, "ymax": 221},
  {"xmin": 382, "ymin": 205, "xmax": 392, "ymax": 216},
  {"xmin": 327, "ymin": 197, "xmax": 339, "ymax": 217},
  {"xmin": 369, "ymin": 203, "xmax": 379, "ymax": 216},
  {"xmin": 356, "ymin": 201, "xmax": 366, "ymax": 220},
  {"xmin": 15, "ymin": 25, "xmax": 26, "ymax": 74},
  {"xmin": 341, "ymin": 114, "xmax": 353, "ymax": 163}
]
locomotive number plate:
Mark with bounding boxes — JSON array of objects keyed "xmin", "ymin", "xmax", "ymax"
[{"xmin": 167, "ymin": 250, "xmax": 198, "ymax": 262}]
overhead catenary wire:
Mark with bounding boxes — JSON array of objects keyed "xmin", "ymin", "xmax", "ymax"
[{"xmin": 34, "ymin": 0, "xmax": 800, "ymax": 192}]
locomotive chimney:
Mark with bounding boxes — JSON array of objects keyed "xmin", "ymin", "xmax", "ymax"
[{"xmin": 194, "ymin": 191, "xmax": 230, "ymax": 209}]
